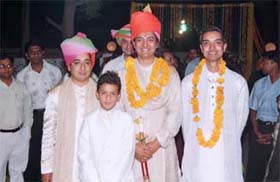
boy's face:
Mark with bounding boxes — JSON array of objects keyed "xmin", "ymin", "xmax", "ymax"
[{"xmin": 96, "ymin": 83, "xmax": 120, "ymax": 111}]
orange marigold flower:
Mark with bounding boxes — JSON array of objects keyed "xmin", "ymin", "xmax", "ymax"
[
  {"xmin": 193, "ymin": 115, "xmax": 200, "ymax": 122},
  {"xmin": 192, "ymin": 58, "xmax": 226, "ymax": 148}
]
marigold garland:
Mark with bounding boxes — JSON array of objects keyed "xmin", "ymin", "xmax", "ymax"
[
  {"xmin": 191, "ymin": 58, "xmax": 226, "ymax": 148},
  {"xmin": 125, "ymin": 56, "xmax": 170, "ymax": 108}
]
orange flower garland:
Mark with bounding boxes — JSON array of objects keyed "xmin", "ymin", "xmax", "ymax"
[
  {"xmin": 125, "ymin": 56, "xmax": 170, "ymax": 108},
  {"xmin": 191, "ymin": 58, "xmax": 226, "ymax": 148}
]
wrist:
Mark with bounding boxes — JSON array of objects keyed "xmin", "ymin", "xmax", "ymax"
[{"xmin": 253, "ymin": 127, "xmax": 260, "ymax": 134}]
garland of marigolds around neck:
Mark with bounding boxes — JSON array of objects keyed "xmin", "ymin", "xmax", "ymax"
[
  {"xmin": 191, "ymin": 58, "xmax": 226, "ymax": 148},
  {"xmin": 125, "ymin": 56, "xmax": 170, "ymax": 108}
]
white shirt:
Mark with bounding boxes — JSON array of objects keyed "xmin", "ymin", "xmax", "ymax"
[
  {"xmin": 181, "ymin": 65, "xmax": 249, "ymax": 182},
  {"xmin": 0, "ymin": 78, "xmax": 33, "ymax": 139},
  {"xmin": 101, "ymin": 54, "xmax": 126, "ymax": 74},
  {"xmin": 41, "ymin": 83, "xmax": 89, "ymax": 182},
  {"xmin": 78, "ymin": 108, "xmax": 135, "ymax": 182},
  {"xmin": 16, "ymin": 60, "xmax": 62, "ymax": 109}
]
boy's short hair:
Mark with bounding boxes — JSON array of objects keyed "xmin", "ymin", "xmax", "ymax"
[{"xmin": 97, "ymin": 71, "xmax": 121, "ymax": 93}]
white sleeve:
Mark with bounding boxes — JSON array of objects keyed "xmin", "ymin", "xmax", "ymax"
[
  {"xmin": 54, "ymin": 67, "xmax": 62, "ymax": 85},
  {"xmin": 41, "ymin": 91, "xmax": 58, "ymax": 174},
  {"xmin": 236, "ymin": 79, "xmax": 249, "ymax": 136},
  {"xmin": 78, "ymin": 118, "xmax": 101, "ymax": 182},
  {"xmin": 23, "ymin": 84, "xmax": 33, "ymax": 140},
  {"xmin": 155, "ymin": 71, "xmax": 182, "ymax": 147}
]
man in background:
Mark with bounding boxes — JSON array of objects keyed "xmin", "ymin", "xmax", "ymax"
[
  {"xmin": 101, "ymin": 24, "xmax": 133, "ymax": 74},
  {"xmin": 17, "ymin": 40, "xmax": 62, "ymax": 181},
  {"xmin": 0, "ymin": 54, "xmax": 33, "ymax": 182}
]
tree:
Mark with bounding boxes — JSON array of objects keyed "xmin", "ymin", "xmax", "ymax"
[{"xmin": 46, "ymin": 0, "xmax": 102, "ymax": 38}]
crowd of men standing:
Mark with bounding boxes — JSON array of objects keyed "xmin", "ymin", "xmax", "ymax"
[{"xmin": 0, "ymin": 5, "xmax": 280, "ymax": 182}]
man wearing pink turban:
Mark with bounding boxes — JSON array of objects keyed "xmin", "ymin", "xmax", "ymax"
[
  {"xmin": 101, "ymin": 24, "xmax": 134, "ymax": 74},
  {"xmin": 41, "ymin": 32, "xmax": 99, "ymax": 182},
  {"xmin": 119, "ymin": 5, "xmax": 182, "ymax": 182}
]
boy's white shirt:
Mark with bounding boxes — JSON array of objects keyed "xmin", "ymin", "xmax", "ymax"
[{"xmin": 78, "ymin": 107, "xmax": 135, "ymax": 182}]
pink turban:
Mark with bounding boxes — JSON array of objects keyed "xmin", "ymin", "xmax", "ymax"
[
  {"xmin": 60, "ymin": 32, "xmax": 98, "ymax": 70},
  {"xmin": 111, "ymin": 24, "xmax": 131, "ymax": 46}
]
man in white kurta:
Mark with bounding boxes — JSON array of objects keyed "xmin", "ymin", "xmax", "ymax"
[
  {"xmin": 41, "ymin": 79, "xmax": 98, "ymax": 181},
  {"xmin": 181, "ymin": 27, "xmax": 249, "ymax": 182},
  {"xmin": 120, "ymin": 62, "xmax": 182, "ymax": 182},
  {"xmin": 41, "ymin": 32, "xmax": 99, "ymax": 182},
  {"xmin": 119, "ymin": 7, "xmax": 182, "ymax": 182}
]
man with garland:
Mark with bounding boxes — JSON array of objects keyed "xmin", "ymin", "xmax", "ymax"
[
  {"xmin": 101, "ymin": 24, "xmax": 134, "ymax": 74},
  {"xmin": 181, "ymin": 26, "xmax": 249, "ymax": 182},
  {"xmin": 119, "ymin": 5, "xmax": 182, "ymax": 182}
]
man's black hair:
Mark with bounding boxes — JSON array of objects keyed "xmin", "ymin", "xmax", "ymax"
[
  {"xmin": 199, "ymin": 26, "xmax": 226, "ymax": 44},
  {"xmin": 24, "ymin": 40, "xmax": 45, "ymax": 53},
  {"xmin": 97, "ymin": 71, "xmax": 121, "ymax": 93},
  {"xmin": 0, "ymin": 53, "xmax": 14, "ymax": 65},
  {"xmin": 262, "ymin": 50, "xmax": 280, "ymax": 67}
]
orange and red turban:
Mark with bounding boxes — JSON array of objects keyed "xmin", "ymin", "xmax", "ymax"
[{"xmin": 130, "ymin": 6, "xmax": 161, "ymax": 40}]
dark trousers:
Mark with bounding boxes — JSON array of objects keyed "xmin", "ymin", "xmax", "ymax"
[
  {"xmin": 175, "ymin": 128, "xmax": 184, "ymax": 169},
  {"xmin": 246, "ymin": 120, "xmax": 275, "ymax": 182},
  {"xmin": 24, "ymin": 109, "xmax": 45, "ymax": 182},
  {"xmin": 265, "ymin": 124, "xmax": 280, "ymax": 182}
]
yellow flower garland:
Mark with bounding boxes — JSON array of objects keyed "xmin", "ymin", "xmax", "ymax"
[
  {"xmin": 125, "ymin": 56, "xmax": 170, "ymax": 108},
  {"xmin": 191, "ymin": 58, "xmax": 226, "ymax": 148}
]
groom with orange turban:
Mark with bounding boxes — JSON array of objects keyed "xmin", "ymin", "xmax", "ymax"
[{"xmin": 119, "ymin": 5, "xmax": 182, "ymax": 182}]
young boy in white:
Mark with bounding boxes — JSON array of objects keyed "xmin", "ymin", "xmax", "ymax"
[{"xmin": 78, "ymin": 71, "xmax": 135, "ymax": 182}]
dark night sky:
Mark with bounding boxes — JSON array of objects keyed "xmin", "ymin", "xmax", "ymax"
[{"xmin": 0, "ymin": 1, "xmax": 278, "ymax": 54}]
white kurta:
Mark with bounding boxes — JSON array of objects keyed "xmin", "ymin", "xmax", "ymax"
[
  {"xmin": 41, "ymin": 83, "xmax": 90, "ymax": 182},
  {"xmin": 119, "ymin": 60, "xmax": 182, "ymax": 182},
  {"xmin": 101, "ymin": 54, "xmax": 126, "ymax": 75},
  {"xmin": 78, "ymin": 108, "xmax": 135, "ymax": 182},
  {"xmin": 181, "ymin": 65, "xmax": 249, "ymax": 182}
]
